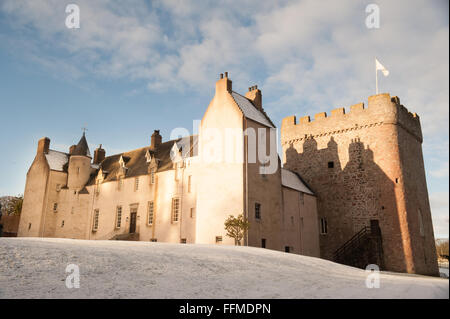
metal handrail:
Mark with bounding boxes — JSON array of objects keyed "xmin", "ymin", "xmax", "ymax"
[{"xmin": 334, "ymin": 226, "xmax": 370, "ymax": 260}]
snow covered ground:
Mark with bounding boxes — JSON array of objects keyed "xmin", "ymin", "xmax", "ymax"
[{"xmin": 0, "ymin": 238, "xmax": 448, "ymax": 299}]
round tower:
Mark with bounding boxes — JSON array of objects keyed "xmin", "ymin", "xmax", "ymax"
[{"xmin": 67, "ymin": 133, "xmax": 92, "ymax": 190}]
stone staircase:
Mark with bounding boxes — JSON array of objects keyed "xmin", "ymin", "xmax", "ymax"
[
  {"xmin": 333, "ymin": 225, "xmax": 384, "ymax": 270},
  {"xmin": 109, "ymin": 233, "xmax": 140, "ymax": 241}
]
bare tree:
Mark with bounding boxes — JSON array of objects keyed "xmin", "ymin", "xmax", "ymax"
[{"xmin": 224, "ymin": 214, "xmax": 250, "ymax": 246}]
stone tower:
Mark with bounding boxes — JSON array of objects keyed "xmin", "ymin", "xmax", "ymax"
[{"xmin": 281, "ymin": 93, "xmax": 439, "ymax": 276}]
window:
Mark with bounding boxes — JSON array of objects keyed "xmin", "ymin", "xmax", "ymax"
[
  {"xmin": 395, "ymin": 178, "xmax": 399, "ymax": 184},
  {"xmin": 77, "ymin": 167, "xmax": 80, "ymax": 175},
  {"xmin": 188, "ymin": 175, "xmax": 192, "ymax": 193},
  {"xmin": 53, "ymin": 203, "xmax": 58, "ymax": 213},
  {"xmin": 261, "ymin": 238, "xmax": 266, "ymax": 248},
  {"xmin": 28, "ymin": 223, "xmax": 31, "ymax": 230},
  {"xmin": 134, "ymin": 177, "xmax": 139, "ymax": 191},
  {"xmin": 150, "ymin": 169, "xmax": 155, "ymax": 185},
  {"xmin": 215, "ymin": 236, "xmax": 223, "ymax": 243},
  {"xmin": 148, "ymin": 201, "xmax": 154, "ymax": 225},
  {"xmin": 320, "ymin": 218, "xmax": 328, "ymax": 234},
  {"xmin": 190, "ymin": 207, "xmax": 195, "ymax": 218},
  {"xmin": 299, "ymin": 192, "xmax": 304, "ymax": 205},
  {"xmin": 285, "ymin": 246, "xmax": 291, "ymax": 253},
  {"xmin": 328, "ymin": 161, "xmax": 334, "ymax": 168},
  {"xmin": 92, "ymin": 209, "xmax": 99, "ymax": 231},
  {"xmin": 95, "ymin": 181, "xmax": 100, "ymax": 196},
  {"xmin": 116, "ymin": 206, "xmax": 122, "ymax": 228},
  {"xmin": 291, "ymin": 216, "xmax": 294, "ymax": 225},
  {"xmin": 255, "ymin": 203, "xmax": 261, "ymax": 220},
  {"xmin": 180, "ymin": 238, "xmax": 187, "ymax": 244},
  {"xmin": 61, "ymin": 220, "xmax": 64, "ymax": 227},
  {"xmin": 418, "ymin": 209, "xmax": 424, "ymax": 237},
  {"xmin": 172, "ymin": 198, "xmax": 180, "ymax": 222},
  {"xmin": 150, "ymin": 238, "xmax": 157, "ymax": 242}
]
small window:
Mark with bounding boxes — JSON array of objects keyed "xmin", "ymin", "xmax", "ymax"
[
  {"xmin": 180, "ymin": 238, "xmax": 187, "ymax": 244},
  {"xmin": 150, "ymin": 169, "xmax": 155, "ymax": 185},
  {"xmin": 261, "ymin": 238, "xmax": 266, "ymax": 248},
  {"xmin": 77, "ymin": 167, "xmax": 80, "ymax": 175},
  {"xmin": 188, "ymin": 175, "xmax": 192, "ymax": 193},
  {"xmin": 134, "ymin": 177, "xmax": 139, "ymax": 191},
  {"xmin": 299, "ymin": 192, "xmax": 304, "ymax": 205},
  {"xmin": 61, "ymin": 220, "xmax": 64, "ymax": 227},
  {"xmin": 320, "ymin": 218, "xmax": 328, "ymax": 234},
  {"xmin": 215, "ymin": 236, "xmax": 223, "ymax": 243},
  {"xmin": 255, "ymin": 203, "xmax": 261, "ymax": 220},
  {"xmin": 95, "ymin": 181, "xmax": 101, "ymax": 196},
  {"xmin": 395, "ymin": 178, "xmax": 399, "ymax": 184},
  {"xmin": 53, "ymin": 203, "xmax": 58, "ymax": 213},
  {"xmin": 190, "ymin": 207, "xmax": 195, "ymax": 218},
  {"xmin": 418, "ymin": 209, "xmax": 424, "ymax": 237},
  {"xmin": 328, "ymin": 161, "xmax": 334, "ymax": 168},
  {"xmin": 28, "ymin": 223, "xmax": 31, "ymax": 230},
  {"xmin": 116, "ymin": 206, "xmax": 122, "ymax": 228},
  {"xmin": 285, "ymin": 246, "xmax": 291, "ymax": 253},
  {"xmin": 148, "ymin": 201, "xmax": 154, "ymax": 225},
  {"xmin": 92, "ymin": 209, "xmax": 99, "ymax": 231},
  {"xmin": 172, "ymin": 198, "xmax": 180, "ymax": 222},
  {"xmin": 150, "ymin": 238, "xmax": 157, "ymax": 242}
]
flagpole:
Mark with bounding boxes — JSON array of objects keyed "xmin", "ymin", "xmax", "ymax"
[{"xmin": 375, "ymin": 58, "xmax": 378, "ymax": 94}]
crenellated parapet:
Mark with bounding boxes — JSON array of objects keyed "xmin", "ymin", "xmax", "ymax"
[{"xmin": 281, "ymin": 93, "xmax": 422, "ymax": 146}]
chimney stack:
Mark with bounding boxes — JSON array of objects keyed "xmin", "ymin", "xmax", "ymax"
[
  {"xmin": 215, "ymin": 71, "xmax": 232, "ymax": 94},
  {"xmin": 94, "ymin": 144, "xmax": 106, "ymax": 164},
  {"xmin": 245, "ymin": 85, "xmax": 262, "ymax": 110},
  {"xmin": 151, "ymin": 130, "xmax": 162, "ymax": 150},
  {"xmin": 37, "ymin": 137, "xmax": 50, "ymax": 154}
]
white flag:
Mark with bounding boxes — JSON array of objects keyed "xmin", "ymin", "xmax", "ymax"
[{"xmin": 375, "ymin": 58, "xmax": 389, "ymax": 76}]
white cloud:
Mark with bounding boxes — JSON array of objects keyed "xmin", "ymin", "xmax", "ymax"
[{"xmin": 430, "ymin": 191, "xmax": 449, "ymax": 238}]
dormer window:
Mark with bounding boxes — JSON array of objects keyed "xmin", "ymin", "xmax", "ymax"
[{"xmin": 145, "ymin": 149, "xmax": 152, "ymax": 163}]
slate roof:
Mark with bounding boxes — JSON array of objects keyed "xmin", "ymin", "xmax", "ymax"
[
  {"xmin": 231, "ymin": 91, "xmax": 275, "ymax": 128},
  {"xmin": 281, "ymin": 168, "xmax": 314, "ymax": 195},
  {"xmin": 45, "ymin": 150, "xmax": 69, "ymax": 172},
  {"xmin": 86, "ymin": 135, "xmax": 198, "ymax": 185}
]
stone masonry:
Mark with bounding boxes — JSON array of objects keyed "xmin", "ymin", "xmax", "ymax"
[{"xmin": 281, "ymin": 93, "xmax": 439, "ymax": 276}]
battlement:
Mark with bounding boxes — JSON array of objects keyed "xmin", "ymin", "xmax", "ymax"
[{"xmin": 281, "ymin": 93, "xmax": 422, "ymax": 144}]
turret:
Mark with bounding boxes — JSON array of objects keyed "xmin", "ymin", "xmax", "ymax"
[{"xmin": 67, "ymin": 133, "xmax": 92, "ymax": 190}]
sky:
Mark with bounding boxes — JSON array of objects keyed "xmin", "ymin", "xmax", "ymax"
[{"xmin": 0, "ymin": 0, "xmax": 448, "ymax": 238}]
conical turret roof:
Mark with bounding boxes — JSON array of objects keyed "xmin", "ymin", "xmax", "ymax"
[{"xmin": 72, "ymin": 133, "xmax": 91, "ymax": 157}]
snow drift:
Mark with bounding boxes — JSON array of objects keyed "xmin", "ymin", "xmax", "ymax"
[{"xmin": 0, "ymin": 238, "xmax": 447, "ymax": 299}]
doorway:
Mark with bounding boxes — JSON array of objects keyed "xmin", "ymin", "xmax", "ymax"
[{"xmin": 129, "ymin": 211, "xmax": 137, "ymax": 233}]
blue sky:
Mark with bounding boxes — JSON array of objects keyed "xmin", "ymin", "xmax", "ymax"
[{"xmin": 0, "ymin": 0, "xmax": 448, "ymax": 237}]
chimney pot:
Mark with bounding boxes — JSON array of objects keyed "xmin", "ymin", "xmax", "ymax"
[
  {"xmin": 220, "ymin": 73, "xmax": 223, "ymax": 79},
  {"xmin": 224, "ymin": 72, "xmax": 228, "ymax": 78}
]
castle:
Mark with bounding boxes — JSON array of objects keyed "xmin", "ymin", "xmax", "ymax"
[
  {"xmin": 282, "ymin": 93, "xmax": 439, "ymax": 276},
  {"xmin": 18, "ymin": 74, "xmax": 439, "ymax": 276},
  {"xmin": 18, "ymin": 73, "xmax": 321, "ymax": 258}
]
